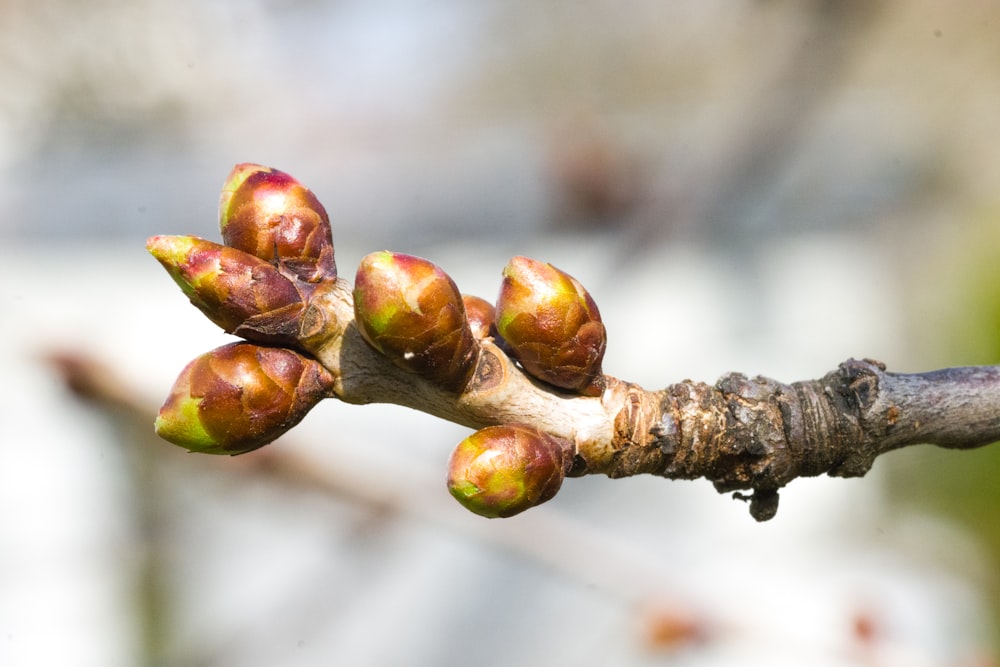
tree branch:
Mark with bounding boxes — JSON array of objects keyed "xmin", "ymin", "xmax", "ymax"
[
  {"xmin": 298, "ymin": 280, "xmax": 1000, "ymax": 521},
  {"xmin": 148, "ymin": 163, "xmax": 1000, "ymax": 521}
]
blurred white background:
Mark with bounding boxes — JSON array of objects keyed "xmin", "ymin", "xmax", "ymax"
[{"xmin": 2, "ymin": 1, "xmax": 1000, "ymax": 665}]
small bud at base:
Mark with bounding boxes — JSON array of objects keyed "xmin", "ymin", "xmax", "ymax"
[
  {"xmin": 462, "ymin": 294, "xmax": 497, "ymax": 340},
  {"xmin": 447, "ymin": 423, "xmax": 569, "ymax": 518}
]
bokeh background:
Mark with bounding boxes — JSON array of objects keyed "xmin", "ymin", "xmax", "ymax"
[{"xmin": 2, "ymin": 1, "xmax": 1000, "ymax": 665}]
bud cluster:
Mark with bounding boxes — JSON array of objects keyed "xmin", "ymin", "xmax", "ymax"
[
  {"xmin": 148, "ymin": 164, "xmax": 337, "ymax": 345},
  {"xmin": 151, "ymin": 164, "xmax": 609, "ymax": 517},
  {"xmin": 350, "ymin": 251, "xmax": 609, "ymax": 401},
  {"xmin": 150, "ymin": 164, "xmax": 338, "ymax": 453}
]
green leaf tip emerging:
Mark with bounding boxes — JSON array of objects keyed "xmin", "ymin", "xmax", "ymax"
[
  {"xmin": 146, "ymin": 234, "xmax": 304, "ymax": 344},
  {"xmin": 154, "ymin": 342, "xmax": 335, "ymax": 455}
]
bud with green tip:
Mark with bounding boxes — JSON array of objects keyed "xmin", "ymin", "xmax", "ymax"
[
  {"xmin": 495, "ymin": 256, "xmax": 607, "ymax": 396},
  {"xmin": 154, "ymin": 342, "xmax": 335, "ymax": 455},
  {"xmin": 219, "ymin": 163, "xmax": 336, "ymax": 282},
  {"xmin": 447, "ymin": 423, "xmax": 570, "ymax": 518},
  {"xmin": 147, "ymin": 234, "xmax": 304, "ymax": 343},
  {"xmin": 353, "ymin": 251, "xmax": 478, "ymax": 392}
]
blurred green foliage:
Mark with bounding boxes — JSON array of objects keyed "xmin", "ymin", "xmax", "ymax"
[{"xmin": 886, "ymin": 211, "xmax": 1000, "ymax": 635}]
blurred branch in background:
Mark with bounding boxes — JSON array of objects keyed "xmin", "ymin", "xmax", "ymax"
[
  {"xmin": 691, "ymin": 0, "xmax": 879, "ymax": 247},
  {"xmin": 41, "ymin": 352, "xmax": 174, "ymax": 664},
  {"xmin": 46, "ymin": 348, "xmax": 997, "ymax": 666},
  {"xmin": 45, "ymin": 350, "xmax": 709, "ymax": 663},
  {"xmin": 890, "ymin": 216, "xmax": 1000, "ymax": 646}
]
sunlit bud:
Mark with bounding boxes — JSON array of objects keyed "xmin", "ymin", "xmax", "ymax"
[
  {"xmin": 462, "ymin": 295, "xmax": 496, "ymax": 340},
  {"xmin": 219, "ymin": 163, "xmax": 336, "ymax": 282},
  {"xmin": 154, "ymin": 342, "xmax": 334, "ymax": 455},
  {"xmin": 495, "ymin": 256, "xmax": 606, "ymax": 396},
  {"xmin": 447, "ymin": 423, "xmax": 569, "ymax": 518},
  {"xmin": 353, "ymin": 251, "xmax": 477, "ymax": 391},
  {"xmin": 147, "ymin": 235, "xmax": 303, "ymax": 343}
]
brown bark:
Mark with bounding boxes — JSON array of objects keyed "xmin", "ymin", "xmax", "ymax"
[{"xmin": 601, "ymin": 360, "xmax": 1000, "ymax": 520}]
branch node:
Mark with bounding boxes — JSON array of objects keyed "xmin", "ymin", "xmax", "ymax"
[{"xmin": 731, "ymin": 488, "xmax": 780, "ymax": 522}]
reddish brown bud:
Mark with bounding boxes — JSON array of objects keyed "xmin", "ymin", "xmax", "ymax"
[
  {"xmin": 147, "ymin": 235, "xmax": 303, "ymax": 343},
  {"xmin": 447, "ymin": 424, "xmax": 569, "ymax": 518},
  {"xmin": 495, "ymin": 256, "xmax": 606, "ymax": 396},
  {"xmin": 219, "ymin": 163, "xmax": 336, "ymax": 282},
  {"xmin": 462, "ymin": 294, "xmax": 497, "ymax": 340},
  {"xmin": 353, "ymin": 251, "xmax": 478, "ymax": 391},
  {"xmin": 154, "ymin": 342, "xmax": 334, "ymax": 454}
]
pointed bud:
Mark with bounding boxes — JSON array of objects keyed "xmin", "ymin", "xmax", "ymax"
[
  {"xmin": 447, "ymin": 424, "xmax": 569, "ymax": 518},
  {"xmin": 353, "ymin": 251, "xmax": 477, "ymax": 391},
  {"xmin": 154, "ymin": 342, "xmax": 334, "ymax": 455},
  {"xmin": 462, "ymin": 295, "xmax": 496, "ymax": 340},
  {"xmin": 220, "ymin": 163, "xmax": 336, "ymax": 282},
  {"xmin": 495, "ymin": 256, "xmax": 606, "ymax": 396},
  {"xmin": 147, "ymin": 235, "xmax": 303, "ymax": 343}
]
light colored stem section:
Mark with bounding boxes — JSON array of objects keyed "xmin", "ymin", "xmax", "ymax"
[
  {"xmin": 294, "ymin": 281, "xmax": 1000, "ymax": 522},
  {"xmin": 875, "ymin": 365, "xmax": 1000, "ymax": 451},
  {"xmin": 300, "ymin": 279, "xmax": 638, "ymax": 469}
]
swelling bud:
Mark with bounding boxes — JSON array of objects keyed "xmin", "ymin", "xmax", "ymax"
[
  {"xmin": 220, "ymin": 163, "xmax": 336, "ymax": 282},
  {"xmin": 154, "ymin": 342, "xmax": 334, "ymax": 455},
  {"xmin": 353, "ymin": 251, "xmax": 478, "ymax": 392},
  {"xmin": 495, "ymin": 256, "xmax": 606, "ymax": 396},
  {"xmin": 447, "ymin": 424, "xmax": 569, "ymax": 518},
  {"xmin": 147, "ymin": 235, "xmax": 303, "ymax": 343},
  {"xmin": 462, "ymin": 294, "xmax": 497, "ymax": 340}
]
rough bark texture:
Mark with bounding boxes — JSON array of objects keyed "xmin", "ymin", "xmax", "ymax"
[
  {"xmin": 586, "ymin": 360, "xmax": 1000, "ymax": 520},
  {"xmin": 295, "ymin": 280, "xmax": 1000, "ymax": 521}
]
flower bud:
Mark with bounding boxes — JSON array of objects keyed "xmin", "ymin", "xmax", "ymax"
[
  {"xmin": 154, "ymin": 342, "xmax": 334, "ymax": 454},
  {"xmin": 447, "ymin": 424, "xmax": 569, "ymax": 518},
  {"xmin": 462, "ymin": 294, "xmax": 496, "ymax": 340},
  {"xmin": 147, "ymin": 235, "xmax": 303, "ymax": 343},
  {"xmin": 495, "ymin": 256, "xmax": 606, "ymax": 396},
  {"xmin": 219, "ymin": 163, "xmax": 336, "ymax": 282},
  {"xmin": 353, "ymin": 251, "xmax": 477, "ymax": 391}
]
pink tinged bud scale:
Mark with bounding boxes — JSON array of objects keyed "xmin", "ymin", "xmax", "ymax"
[
  {"xmin": 154, "ymin": 342, "xmax": 335, "ymax": 455},
  {"xmin": 495, "ymin": 256, "xmax": 607, "ymax": 396},
  {"xmin": 353, "ymin": 251, "xmax": 478, "ymax": 392},
  {"xmin": 447, "ymin": 424, "xmax": 570, "ymax": 518},
  {"xmin": 147, "ymin": 235, "xmax": 304, "ymax": 343},
  {"xmin": 220, "ymin": 163, "xmax": 336, "ymax": 282}
]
